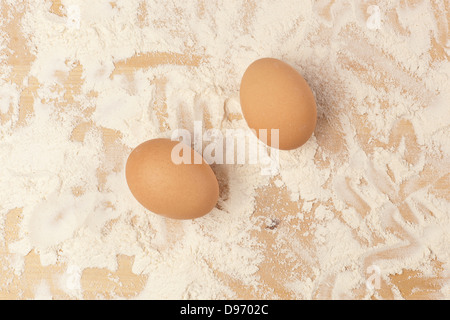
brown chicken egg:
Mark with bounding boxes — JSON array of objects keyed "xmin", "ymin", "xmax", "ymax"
[
  {"xmin": 125, "ymin": 138, "xmax": 219, "ymax": 220},
  {"xmin": 240, "ymin": 58, "xmax": 317, "ymax": 150}
]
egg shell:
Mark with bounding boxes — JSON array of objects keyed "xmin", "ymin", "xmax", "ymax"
[
  {"xmin": 125, "ymin": 138, "xmax": 219, "ymax": 220},
  {"xmin": 240, "ymin": 58, "xmax": 317, "ymax": 150}
]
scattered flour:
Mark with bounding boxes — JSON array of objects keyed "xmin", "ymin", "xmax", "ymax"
[{"xmin": 0, "ymin": 0, "xmax": 448, "ymax": 299}]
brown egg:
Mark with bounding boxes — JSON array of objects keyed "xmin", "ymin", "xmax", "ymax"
[
  {"xmin": 125, "ymin": 138, "xmax": 219, "ymax": 220},
  {"xmin": 240, "ymin": 58, "xmax": 317, "ymax": 150}
]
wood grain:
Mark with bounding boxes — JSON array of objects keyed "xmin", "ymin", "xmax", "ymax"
[{"xmin": 0, "ymin": 0, "xmax": 448, "ymax": 300}]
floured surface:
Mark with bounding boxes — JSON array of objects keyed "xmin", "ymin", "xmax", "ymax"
[{"xmin": 0, "ymin": 0, "xmax": 449, "ymax": 299}]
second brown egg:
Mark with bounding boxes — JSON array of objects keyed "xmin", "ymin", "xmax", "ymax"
[{"xmin": 240, "ymin": 58, "xmax": 317, "ymax": 150}]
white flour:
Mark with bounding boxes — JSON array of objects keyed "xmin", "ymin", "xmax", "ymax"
[{"xmin": 0, "ymin": 0, "xmax": 449, "ymax": 299}]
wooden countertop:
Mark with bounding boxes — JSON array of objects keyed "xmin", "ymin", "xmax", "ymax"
[{"xmin": 0, "ymin": 0, "xmax": 448, "ymax": 300}]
